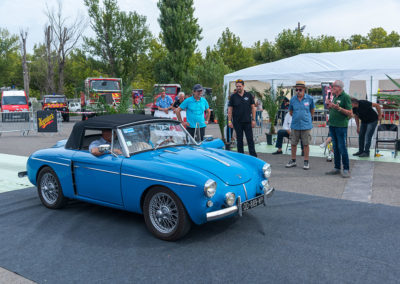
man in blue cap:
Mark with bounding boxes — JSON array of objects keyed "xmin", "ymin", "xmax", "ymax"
[{"xmin": 176, "ymin": 84, "xmax": 210, "ymax": 142}]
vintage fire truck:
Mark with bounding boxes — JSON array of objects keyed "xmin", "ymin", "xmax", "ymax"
[
  {"xmin": 81, "ymin": 77, "xmax": 122, "ymax": 120},
  {"xmin": 42, "ymin": 94, "xmax": 69, "ymax": 122}
]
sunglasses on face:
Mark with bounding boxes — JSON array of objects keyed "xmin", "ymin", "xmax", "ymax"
[{"xmin": 295, "ymin": 88, "xmax": 304, "ymax": 92}]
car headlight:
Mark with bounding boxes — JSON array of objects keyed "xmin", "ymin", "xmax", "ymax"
[
  {"xmin": 204, "ymin": 179, "xmax": 217, "ymax": 198},
  {"xmin": 262, "ymin": 164, "xmax": 271, "ymax": 178},
  {"xmin": 225, "ymin": 192, "xmax": 236, "ymax": 206}
]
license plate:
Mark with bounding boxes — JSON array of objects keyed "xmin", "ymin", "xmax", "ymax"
[{"xmin": 241, "ymin": 195, "xmax": 265, "ymax": 212}]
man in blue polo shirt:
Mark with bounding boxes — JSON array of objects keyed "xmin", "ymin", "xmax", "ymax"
[
  {"xmin": 286, "ymin": 81, "xmax": 315, "ymax": 170},
  {"xmin": 155, "ymin": 87, "xmax": 173, "ymax": 114},
  {"xmin": 176, "ymin": 84, "xmax": 210, "ymax": 142}
]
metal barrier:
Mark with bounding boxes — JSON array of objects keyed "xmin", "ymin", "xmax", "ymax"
[
  {"xmin": 274, "ymin": 108, "xmax": 400, "ymax": 148},
  {"xmin": 0, "ymin": 110, "xmax": 63, "ymax": 136},
  {"xmin": 0, "ymin": 110, "xmax": 35, "ymax": 136}
]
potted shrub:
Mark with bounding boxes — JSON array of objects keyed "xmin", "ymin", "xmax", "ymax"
[{"xmin": 262, "ymin": 85, "xmax": 288, "ymax": 144}]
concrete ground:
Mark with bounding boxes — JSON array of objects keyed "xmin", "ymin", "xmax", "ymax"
[{"xmin": 1, "ymin": 117, "xmax": 399, "ymax": 283}]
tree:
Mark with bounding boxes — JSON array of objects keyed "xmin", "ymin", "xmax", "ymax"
[
  {"xmin": 157, "ymin": 0, "xmax": 202, "ymax": 83},
  {"xmin": 46, "ymin": 0, "xmax": 86, "ymax": 94},
  {"xmin": 20, "ymin": 29, "xmax": 30, "ymax": 97},
  {"xmin": 0, "ymin": 28, "xmax": 20, "ymax": 88},
  {"xmin": 213, "ymin": 28, "xmax": 254, "ymax": 71},
  {"xmin": 84, "ymin": 0, "xmax": 151, "ymax": 83},
  {"xmin": 275, "ymin": 29, "xmax": 304, "ymax": 59},
  {"xmin": 195, "ymin": 50, "xmax": 231, "ymax": 141},
  {"xmin": 44, "ymin": 25, "xmax": 56, "ymax": 94},
  {"xmin": 252, "ymin": 40, "xmax": 277, "ymax": 64}
]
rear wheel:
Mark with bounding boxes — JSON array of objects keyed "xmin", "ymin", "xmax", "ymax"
[
  {"xmin": 143, "ymin": 187, "xmax": 191, "ymax": 241},
  {"xmin": 37, "ymin": 167, "xmax": 68, "ymax": 209}
]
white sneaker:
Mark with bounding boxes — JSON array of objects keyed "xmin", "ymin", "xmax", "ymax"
[{"xmin": 319, "ymin": 143, "xmax": 326, "ymax": 148}]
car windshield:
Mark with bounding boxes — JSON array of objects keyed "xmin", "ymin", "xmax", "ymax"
[
  {"xmin": 90, "ymin": 80, "xmax": 120, "ymax": 91},
  {"xmin": 120, "ymin": 121, "xmax": 196, "ymax": 154},
  {"xmin": 44, "ymin": 97, "xmax": 66, "ymax": 103},
  {"xmin": 2, "ymin": 96, "xmax": 27, "ymax": 105}
]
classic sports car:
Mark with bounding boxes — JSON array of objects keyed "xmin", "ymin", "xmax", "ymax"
[{"xmin": 19, "ymin": 114, "xmax": 274, "ymax": 241}]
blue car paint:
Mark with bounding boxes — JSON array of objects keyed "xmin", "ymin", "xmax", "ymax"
[{"xmin": 26, "ymin": 138, "xmax": 270, "ymax": 225}]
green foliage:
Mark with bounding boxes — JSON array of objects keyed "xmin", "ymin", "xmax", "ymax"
[
  {"xmin": 213, "ymin": 28, "xmax": 254, "ymax": 71},
  {"xmin": 375, "ymin": 74, "xmax": 400, "ymax": 107},
  {"xmin": 262, "ymin": 85, "xmax": 288, "ymax": 134},
  {"xmin": 0, "ymin": 28, "xmax": 21, "ymax": 88},
  {"xmin": 193, "ymin": 50, "xmax": 231, "ymax": 141},
  {"xmin": 157, "ymin": 0, "xmax": 202, "ymax": 83},
  {"xmin": 84, "ymin": 0, "xmax": 151, "ymax": 83}
]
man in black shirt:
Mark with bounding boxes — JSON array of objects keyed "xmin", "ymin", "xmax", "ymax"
[
  {"xmin": 227, "ymin": 79, "xmax": 257, "ymax": 157},
  {"xmin": 351, "ymin": 98, "xmax": 382, "ymax": 157}
]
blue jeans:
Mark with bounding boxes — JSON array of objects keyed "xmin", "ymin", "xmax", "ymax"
[
  {"xmin": 329, "ymin": 126, "xmax": 349, "ymax": 170},
  {"xmin": 359, "ymin": 120, "xmax": 378, "ymax": 154}
]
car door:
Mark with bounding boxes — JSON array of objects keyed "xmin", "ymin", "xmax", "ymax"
[{"xmin": 72, "ymin": 150, "xmax": 123, "ymax": 206}]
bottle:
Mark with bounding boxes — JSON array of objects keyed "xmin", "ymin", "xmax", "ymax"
[{"xmin": 391, "ymin": 151, "xmax": 395, "ymax": 158}]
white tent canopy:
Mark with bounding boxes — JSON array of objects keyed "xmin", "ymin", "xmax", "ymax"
[{"xmin": 223, "ymin": 47, "xmax": 400, "ymax": 101}]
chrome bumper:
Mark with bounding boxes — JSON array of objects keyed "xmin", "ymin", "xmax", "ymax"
[{"xmin": 206, "ymin": 187, "xmax": 275, "ymax": 222}]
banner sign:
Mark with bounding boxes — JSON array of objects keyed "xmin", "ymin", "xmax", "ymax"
[{"xmin": 37, "ymin": 110, "xmax": 58, "ymax": 132}]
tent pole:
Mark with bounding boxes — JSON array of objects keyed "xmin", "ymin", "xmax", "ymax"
[{"xmin": 370, "ymin": 76, "xmax": 372, "ymax": 101}]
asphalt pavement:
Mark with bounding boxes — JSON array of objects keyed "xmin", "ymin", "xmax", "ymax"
[{"xmin": 1, "ymin": 116, "xmax": 400, "ymax": 283}]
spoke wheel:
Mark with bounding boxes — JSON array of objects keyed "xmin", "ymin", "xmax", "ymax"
[
  {"xmin": 143, "ymin": 187, "xmax": 191, "ymax": 241},
  {"xmin": 37, "ymin": 167, "xmax": 67, "ymax": 209}
]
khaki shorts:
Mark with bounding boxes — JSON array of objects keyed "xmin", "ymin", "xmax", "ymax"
[{"xmin": 290, "ymin": 129, "xmax": 311, "ymax": 146}]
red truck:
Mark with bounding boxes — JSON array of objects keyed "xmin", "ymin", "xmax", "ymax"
[
  {"xmin": 42, "ymin": 94, "xmax": 69, "ymax": 122},
  {"xmin": 1, "ymin": 90, "xmax": 30, "ymax": 122},
  {"xmin": 81, "ymin": 77, "xmax": 122, "ymax": 120}
]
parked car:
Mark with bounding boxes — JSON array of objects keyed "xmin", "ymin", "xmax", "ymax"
[
  {"xmin": 19, "ymin": 114, "xmax": 274, "ymax": 241},
  {"xmin": 69, "ymin": 101, "xmax": 81, "ymax": 113}
]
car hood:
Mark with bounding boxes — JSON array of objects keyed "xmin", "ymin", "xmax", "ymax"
[{"xmin": 157, "ymin": 147, "xmax": 251, "ymax": 185}]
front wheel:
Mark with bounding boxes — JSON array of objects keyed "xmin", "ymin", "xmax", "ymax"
[
  {"xmin": 37, "ymin": 167, "xmax": 68, "ymax": 209},
  {"xmin": 143, "ymin": 187, "xmax": 191, "ymax": 241}
]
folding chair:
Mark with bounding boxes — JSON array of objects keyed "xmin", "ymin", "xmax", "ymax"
[{"xmin": 374, "ymin": 124, "xmax": 399, "ymax": 158}]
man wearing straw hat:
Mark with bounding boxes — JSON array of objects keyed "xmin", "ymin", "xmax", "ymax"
[{"xmin": 286, "ymin": 81, "xmax": 315, "ymax": 170}]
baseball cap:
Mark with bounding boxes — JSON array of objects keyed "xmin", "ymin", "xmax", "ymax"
[{"xmin": 193, "ymin": 84, "xmax": 203, "ymax": 91}]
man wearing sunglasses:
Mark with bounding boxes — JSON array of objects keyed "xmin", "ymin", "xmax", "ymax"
[
  {"xmin": 227, "ymin": 79, "xmax": 257, "ymax": 157},
  {"xmin": 286, "ymin": 81, "xmax": 315, "ymax": 169}
]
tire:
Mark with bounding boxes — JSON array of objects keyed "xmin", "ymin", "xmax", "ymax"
[
  {"xmin": 143, "ymin": 187, "xmax": 191, "ymax": 241},
  {"xmin": 37, "ymin": 167, "xmax": 68, "ymax": 209}
]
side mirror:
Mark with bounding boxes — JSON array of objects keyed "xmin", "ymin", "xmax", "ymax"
[
  {"xmin": 28, "ymin": 102, "xmax": 32, "ymax": 107},
  {"xmin": 98, "ymin": 144, "xmax": 111, "ymax": 153}
]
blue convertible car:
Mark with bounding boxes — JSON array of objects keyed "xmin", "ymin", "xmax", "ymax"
[{"xmin": 20, "ymin": 114, "xmax": 274, "ymax": 241}]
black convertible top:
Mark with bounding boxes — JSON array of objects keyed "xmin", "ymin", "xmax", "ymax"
[{"xmin": 65, "ymin": 114, "xmax": 175, "ymax": 150}]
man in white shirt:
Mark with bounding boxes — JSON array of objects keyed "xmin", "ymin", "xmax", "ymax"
[{"xmin": 272, "ymin": 112, "xmax": 303, "ymax": 155}]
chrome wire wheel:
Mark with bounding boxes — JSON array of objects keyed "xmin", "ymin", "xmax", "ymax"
[
  {"xmin": 40, "ymin": 172, "xmax": 59, "ymax": 205},
  {"xmin": 148, "ymin": 192, "xmax": 179, "ymax": 234}
]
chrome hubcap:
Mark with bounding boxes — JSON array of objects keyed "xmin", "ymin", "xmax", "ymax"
[
  {"xmin": 40, "ymin": 172, "xmax": 59, "ymax": 205},
  {"xmin": 149, "ymin": 193, "xmax": 178, "ymax": 234}
]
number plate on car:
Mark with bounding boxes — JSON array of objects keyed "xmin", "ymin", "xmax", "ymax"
[{"xmin": 241, "ymin": 195, "xmax": 265, "ymax": 212}]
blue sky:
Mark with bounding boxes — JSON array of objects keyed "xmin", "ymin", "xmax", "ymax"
[{"xmin": 1, "ymin": 0, "xmax": 400, "ymax": 54}]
